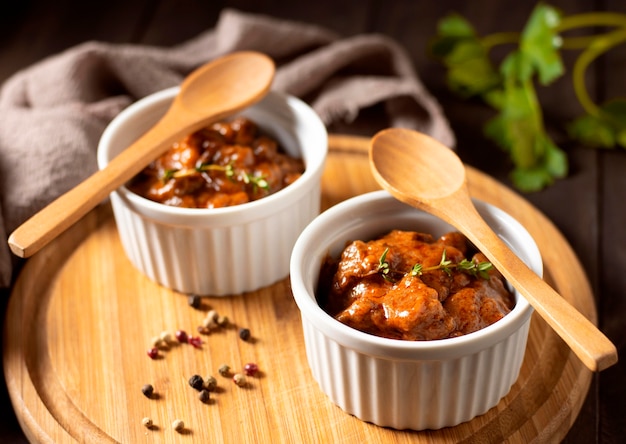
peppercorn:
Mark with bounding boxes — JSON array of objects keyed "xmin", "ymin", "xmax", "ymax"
[
  {"xmin": 146, "ymin": 348, "xmax": 159, "ymax": 359},
  {"xmin": 233, "ymin": 373, "xmax": 246, "ymax": 387},
  {"xmin": 218, "ymin": 364, "xmax": 231, "ymax": 377},
  {"xmin": 216, "ymin": 315, "xmax": 229, "ymax": 327},
  {"xmin": 197, "ymin": 325, "xmax": 210, "ymax": 335},
  {"xmin": 203, "ymin": 375, "xmax": 217, "ymax": 391},
  {"xmin": 201, "ymin": 317, "xmax": 216, "ymax": 329},
  {"xmin": 172, "ymin": 419, "xmax": 185, "ymax": 432},
  {"xmin": 141, "ymin": 417, "xmax": 153, "ymax": 428},
  {"xmin": 188, "ymin": 294, "xmax": 201, "ymax": 309},
  {"xmin": 198, "ymin": 389, "xmax": 210, "ymax": 403},
  {"xmin": 238, "ymin": 328, "xmax": 251, "ymax": 341},
  {"xmin": 141, "ymin": 384, "xmax": 154, "ymax": 398},
  {"xmin": 189, "ymin": 336, "xmax": 203, "ymax": 348},
  {"xmin": 175, "ymin": 330, "xmax": 188, "ymax": 343},
  {"xmin": 189, "ymin": 374, "xmax": 204, "ymax": 391},
  {"xmin": 159, "ymin": 331, "xmax": 173, "ymax": 344},
  {"xmin": 244, "ymin": 362, "xmax": 259, "ymax": 377},
  {"xmin": 206, "ymin": 309, "xmax": 218, "ymax": 322}
]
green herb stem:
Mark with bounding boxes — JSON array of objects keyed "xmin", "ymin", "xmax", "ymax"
[
  {"xmin": 481, "ymin": 31, "xmax": 521, "ymax": 51},
  {"xmin": 572, "ymin": 27, "xmax": 626, "ymax": 117},
  {"xmin": 557, "ymin": 12, "xmax": 626, "ymax": 32}
]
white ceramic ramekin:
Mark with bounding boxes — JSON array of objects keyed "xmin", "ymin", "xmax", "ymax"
[
  {"xmin": 290, "ymin": 190, "xmax": 542, "ymax": 430},
  {"xmin": 97, "ymin": 87, "xmax": 327, "ymax": 296}
]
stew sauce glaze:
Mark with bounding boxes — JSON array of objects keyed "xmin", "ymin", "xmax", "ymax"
[
  {"xmin": 318, "ymin": 230, "xmax": 515, "ymax": 341},
  {"xmin": 128, "ymin": 117, "xmax": 304, "ymax": 209}
]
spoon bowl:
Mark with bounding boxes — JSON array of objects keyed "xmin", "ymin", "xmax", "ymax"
[
  {"xmin": 8, "ymin": 51, "xmax": 275, "ymax": 258},
  {"xmin": 370, "ymin": 127, "xmax": 618, "ymax": 372}
]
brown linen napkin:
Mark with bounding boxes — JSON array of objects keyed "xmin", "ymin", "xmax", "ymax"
[{"xmin": 0, "ymin": 8, "xmax": 454, "ymax": 288}]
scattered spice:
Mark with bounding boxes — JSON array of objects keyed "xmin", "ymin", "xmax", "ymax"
[
  {"xmin": 146, "ymin": 348, "xmax": 159, "ymax": 360},
  {"xmin": 141, "ymin": 417, "xmax": 153, "ymax": 428},
  {"xmin": 238, "ymin": 328, "xmax": 251, "ymax": 341},
  {"xmin": 188, "ymin": 294, "xmax": 202, "ymax": 309},
  {"xmin": 233, "ymin": 373, "xmax": 246, "ymax": 387},
  {"xmin": 216, "ymin": 315, "xmax": 229, "ymax": 327},
  {"xmin": 198, "ymin": 389, "xmax": 211, "ymax": 403},
  {"xmin": 188, "ymin": 336, "xmax": 203, "ymax": 348},
  {"xmin": 244, "ymin": 363, "xmax": 259, "ymax": 377},
  {"xmin": 172, "ymin": 419, "xmax": 185, "ymax": 433},
  {"xmin": 159, "ymin": 331, "xmax": 173, "ymax": 344},
  {"xmin": 203, "ymin": 375, "xmax": 217, "ymax": 391},
  {"xmin": 175, "ymin": 330, "xmax": 188, "ymax": 343},
  {"xmin": 141, "ymin": 384, "xmax": 154, "ymax": 398},
  {"xmin": 218, "ymin": 364, "xmax": 231, "ymax": 377},
  {"xmin": 189, "ymin": 374, "xmax": 204, "ymax": 391}
]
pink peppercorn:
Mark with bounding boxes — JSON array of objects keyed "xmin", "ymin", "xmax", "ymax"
[
  {"xmin": 175, "ymin": 330, "xmax": 188, "ymax": 343},
  {"xmin": 189, "ymin": 336, "xmax": 203, "ymax": 348},
  {"xmin": 244, "ymin": 362, "xmax": 259, "ymax": 376},
  {"xmin": 147, "ymin": 348, "xmax": 159, "ymax": 359}
]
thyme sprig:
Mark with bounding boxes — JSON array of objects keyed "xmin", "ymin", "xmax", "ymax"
[
  {"xmin": 377, "ymin": 248, "xmax": 493, "ymax": 283},
  {"xmin": 162, "ymin": 162, "xmax": 270, "ymax": 191}
]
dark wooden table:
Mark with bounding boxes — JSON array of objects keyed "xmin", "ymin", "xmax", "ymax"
[{"xmin": 1, "ymin": 1, "xmax": 624, "ymax": 442}]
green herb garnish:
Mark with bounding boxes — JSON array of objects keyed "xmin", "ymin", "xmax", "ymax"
[
  {"xmin": 162, "ymin": 162, "xmax": 270, "ymax": 191},
  {"xmin": 377, "ymin": 248, "xmax": 493, "ymax": 283},
  {"xmin": 431, "ymin": 4, "xmax": 626, "ymax": 191}
]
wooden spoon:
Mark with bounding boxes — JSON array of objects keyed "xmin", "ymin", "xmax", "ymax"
[
  {"xmin": 370, "ymin": 127, "xmax": 618, "ymax": 372},
  {"xmin": 8, "ymin": 51, "xmax": 275, "ymax": 258}
]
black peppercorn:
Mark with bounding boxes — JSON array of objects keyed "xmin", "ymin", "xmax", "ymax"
[
  {"xmin": 188, "ymin": 294, "xmax": 201, "ymax": 309},
  {"xmin": 141, "ymin": 384, "xmax": 154, "ymax": 398},
  {"xmin": 239, "ymin": 327, "xmax": 251, "ymax": 341},
  {"xmin": 189, "ymin": 374, "xmax": 204, "ymax": 391}
]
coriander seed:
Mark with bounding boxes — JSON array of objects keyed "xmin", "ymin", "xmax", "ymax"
[
  {"xmin": 199, "ymin": 389, "xmax": 210, "ymax": 403},
  {"xmin": 189, "ymin": 374, "xmax": 204, "ymax": 391},
  {"xmin": 141, "ymin": 384, "xmax": 154, "ymax": 398},
  {"xmin": 172, "ymin": 419, "xmax": 185, "ymax": 432},
  {"xmin": 141, "ymin": 417, "xmax": 153, "ymax": 428},
  {"xmin": 218, "ymin": 364, "xmax": 231, "ymax": 376}
]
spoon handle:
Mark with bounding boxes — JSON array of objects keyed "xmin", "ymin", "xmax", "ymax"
[
  {"xmin": 438, "ymin": 196, "xmax": 618, "ymax": 372},
  {"xmin": 7, "ymin": 109, "xmax": 191, "ymax": 258}
]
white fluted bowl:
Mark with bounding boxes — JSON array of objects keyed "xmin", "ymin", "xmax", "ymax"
[
  {"xmin": 290, "ymin": 190, "xmax": 541, "ymax": 430},
  {"xmin": 97, "ymin": 87, "xmax": 327, "ymax": 295}
]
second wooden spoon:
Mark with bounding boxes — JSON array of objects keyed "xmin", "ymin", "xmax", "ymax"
[
  {"xmin": 370, "ymin": 127, "xmax": 617, "ymax": 372},
  {"xmin": 8, "ymin": 51, "xmax": 275, "ymax": 258}
]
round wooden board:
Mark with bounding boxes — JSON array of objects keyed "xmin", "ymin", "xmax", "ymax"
[{"xmin": 4, "ymin": 135, "xmax": 593, "ymax": 443}]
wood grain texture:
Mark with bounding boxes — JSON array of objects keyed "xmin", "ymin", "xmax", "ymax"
[{"xmin": 3, "ymin": 135, "xmax": 594, "ymax": 443}]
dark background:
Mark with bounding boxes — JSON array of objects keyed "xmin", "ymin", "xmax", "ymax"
[{"xmin": 1, "ymin": 0, "xmax": 624, "ymax": 442}]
